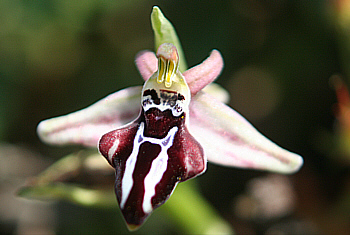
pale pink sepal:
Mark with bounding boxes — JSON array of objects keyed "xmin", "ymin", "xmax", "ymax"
[
  {"xmin": 183, "ymin": 50, "xmax": 224, "ymax": 95},
  {"xmin": 189, "ymin": 92, "xmax": 303, "ymax": 174},
  {"xmin": 37, "ymin": 86, "xmax": 142, "ymax": 147}
]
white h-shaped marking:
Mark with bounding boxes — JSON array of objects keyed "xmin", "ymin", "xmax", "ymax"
[{"xmin": 120, "ymin": 122, "xmax": 178, "ymax": 213}]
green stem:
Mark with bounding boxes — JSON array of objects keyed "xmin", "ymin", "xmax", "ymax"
[{"xmin": 162, "ymin": 180, "xmax": 234, "ymax": 234}]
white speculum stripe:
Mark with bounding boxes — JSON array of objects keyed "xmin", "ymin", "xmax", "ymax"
[
  {"xmin": 108, "ymin": 139, "xmax": 120, "ymax": 163},
  {"xmin": 143, "ymin": 126, "xmax": 177, "ymax": 213},
  {"xmin": 120, "ymin": 122, "xmax": 178, "ymax": 213}
]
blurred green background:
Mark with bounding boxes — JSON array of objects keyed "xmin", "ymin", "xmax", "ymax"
[{"xmin": 1, "ymin": 0, "xmax": 350, "ymax": 234}]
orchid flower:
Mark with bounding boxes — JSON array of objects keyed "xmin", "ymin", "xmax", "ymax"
[{"xmin": 37, "ymin": 6, "xmax": 303, "ymax": 230}]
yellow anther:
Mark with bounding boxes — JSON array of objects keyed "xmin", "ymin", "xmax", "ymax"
[
  {"xmin": 156, "ymin": 43, "xmax": 179, "ymax": 88},
  {"xmin": 142, "ymin": 43, "xmax": 191, "ymax": 111},
  {"xmin": 157, "ymin": 58, "xmax": 166, "ymax": 84}
]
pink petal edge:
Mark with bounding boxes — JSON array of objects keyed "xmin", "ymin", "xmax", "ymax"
[
  {"xmin": 135, "ymin": 49, "xmax": 225, "ymax": 97},
  {"xmin": 183, "ymin": 50, "xmax": 224, "ymax": 95},
  {"xmin": 135, "ymin": 51, "xmax": 158, "ymax": 81}
]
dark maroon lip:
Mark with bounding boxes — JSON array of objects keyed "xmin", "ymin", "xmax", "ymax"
[
  {"xmin": 142, "ymin": 108, "xmax": 184, "ymax": 139},
  {"xmin": 99, "ymin": 104, "xmax": 206, "ymax": 228}
]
